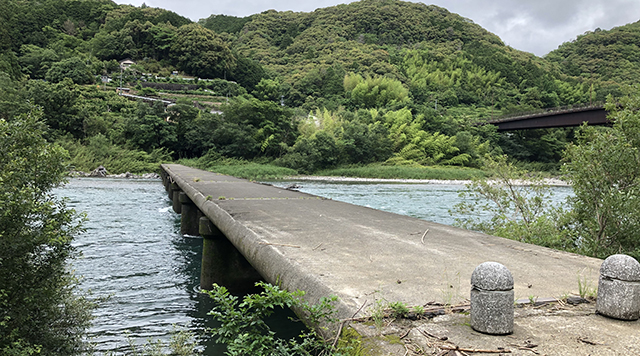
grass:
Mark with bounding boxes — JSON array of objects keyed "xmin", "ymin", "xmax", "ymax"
[
  {"xmin": 208, "ymin": 163, "xmax": 298, "ymax": 180},
  {"xmin": 577, "ymin": 270, "xmax": 598, "ymax": 299},
  {"xmin": 316, "ymin": 164, "xmax": 487, "ymax": 181},
  {"xmin": 59, "ymin": 136, "xmax": 171, "ymax": 174},
  {"xmin": 179, "ymin": 153, "xmax": 488, "ymax": 181},
  {"xmin": 178, "ymin": 157, "xmax": 299, "ymax": 180}
]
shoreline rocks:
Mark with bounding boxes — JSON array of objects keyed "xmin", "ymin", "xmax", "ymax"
[{"xmin": 68, "ymin": 168, "xmax": 160, "ymax": 180}]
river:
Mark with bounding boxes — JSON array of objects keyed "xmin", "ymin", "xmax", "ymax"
[
  {"xmin": 54, "ymin": 177, "xmax": 572, "ymax": 354},
  {"xmin": 55, "ymin": 178, "xmax": 222, "ymax": 354}
]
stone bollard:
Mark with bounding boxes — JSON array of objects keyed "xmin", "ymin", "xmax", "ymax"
[
  {"xmin": 596, "ymin": 254, "xmax": 640, "ymax": 321},
  {"xmin": 471, "ymin": 262, "xmax": 514, "ymax": 335}
]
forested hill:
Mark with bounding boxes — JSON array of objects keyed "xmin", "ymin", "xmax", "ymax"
[
  {"xmin": 201, "ymin": 0, "xmax": 567, "ymax": 109},
  {"xmin": 0, "ymin": 0, "xmax": 638, "ymax": 176},
  {"xmin": 546, "ymin": 20, "xmax": 640, "ymax": 87}
]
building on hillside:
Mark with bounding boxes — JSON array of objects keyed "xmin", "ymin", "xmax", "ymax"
[{"xmin": 119, "ymin": 59, "xmax": 136, "ymax": 70}]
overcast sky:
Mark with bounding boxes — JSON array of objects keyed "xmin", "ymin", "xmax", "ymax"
[{"xmin": 113, "ymin": 0, "xmax": 640, "ymax": 56}]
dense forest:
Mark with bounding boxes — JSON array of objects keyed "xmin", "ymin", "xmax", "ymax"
[{"xmin": 0, "ymin": 0, "xmax": 638, "ymax": 176}]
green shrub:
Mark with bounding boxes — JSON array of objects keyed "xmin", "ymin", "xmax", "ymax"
[
  {"xmin": 58, "ymin": 134, "xmax": 171, "ymax": 174},
  {"xmin": 318, "ymin": 164, "xmax": 486, "ymax": 180},
  {"xmin": 206, "ymin": 282, "xmax": 340, "ymax": 356}
]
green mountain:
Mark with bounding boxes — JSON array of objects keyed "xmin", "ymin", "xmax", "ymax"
[
  {"xmin": 202, "ymin": 0, "xmax": 571, "ymax": 109},
  {"xmin": 1, "ymin": 0, "xmax": 638, "ymax": 174},
  {"xmin": 546, "ymin": 20, "xmax": 640, "ymax": 90}
]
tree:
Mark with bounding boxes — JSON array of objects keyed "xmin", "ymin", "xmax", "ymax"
[
  {"xmin": 0, "ymin": 110, "xmax": 93, "ymax": 355},
  {"xmin": 452, "ymin": 155, "xmax": 568, "ymax": 250},
  {"xmin": 18, "ymin": 44, "xmax": 60, "ymax": 79},
  {"xmin": 124, "ymin": 113, "xmax": 177, "ymax": 152},
  {"xmin": 252, "ymin": 78, "xmax": 281, "ymax": 102},
  {"xmin": 45, "ymin": 57, "xmax": 94, "ymax": 84},
  {"xmin": 563, "ymin": 91, "xmax": 640, "ymax": 259},
  {"xmin": 26, "ymin": 78, "xmax": 82, "ymax": 138},
  {"xmin": 0, "ymin": 71, "xmax": 30, "ymax": 120},
  {"xmin": 454, "ymin": 90, "xmax": 640, "ymax": 260},
  {"xmin": 221, "ymin": 96, "xmax": 296, "ymax": 158},
  {"xmin": 170, "ymin": 23, "xmax": 234, "ymax": 79},
  {"xmin": 344, "ymin": 73, "xmax": 410, "ymax": 109}
]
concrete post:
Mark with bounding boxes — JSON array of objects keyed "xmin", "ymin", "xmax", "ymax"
[
  {"xmin": 160, "ymin": 169, "xmax": 167, "ymax": 188},
  {"xmin": 596, "ymin": 254, "xmax": 640, "ymax": 321},
  {"xmin": 180, "ymin": 192, "xmax": 201, "ymax": 236},
  {"xmin": 199, "ymin": 216, "xmax": 262, "ymax": 293},
  {"xmin": 169, "ymin": 182, "xmax": 179, "ymax": 200},
  {"xmin": 470, "ymin": 262, "xmax": 514, "ymax": 335},
  {"xmin": 171, "ymin": 183, "xmax": 182, "ymax": 214},
  {"xmin": 164, "ymin": 175, "xmax": 171, "ymax": 193}
]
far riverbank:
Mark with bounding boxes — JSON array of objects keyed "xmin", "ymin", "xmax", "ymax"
[{"xmin": 285, "ymin": 175, "xmax": 570, "ymax": 187}]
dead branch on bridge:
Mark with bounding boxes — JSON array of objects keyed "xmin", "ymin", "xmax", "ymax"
[{"xmin": 438, "ymin": 344, "xmax": 511, "ymax": 353}]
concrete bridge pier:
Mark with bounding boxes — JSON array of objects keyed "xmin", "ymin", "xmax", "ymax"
[
  {"xmin": 180, "ymin": 192, "xmax": 202, "ymax": 236},
  {"xmin": 160, "ymin": 170, "xmax": 172, "ymax": 194},
  {"xmin": 199, "ymin": 216, "xmax": 263, "ymax": 293},
  {"xmin": 164, "ymin": 178, "xmax": 171, "ymax": 196},
  {"xmin": 171, "ymin": 183, "xmax": 182, "ymax": 214},
  {"xmin": 160, "ymin": 169, "xmax": 166, "ymax": 186},
  {"xmin": 168, "ymin": 181, "xmax": 178, "ymax": 200}
]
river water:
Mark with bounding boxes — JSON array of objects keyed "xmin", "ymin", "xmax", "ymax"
[
  {"xmin": 55, "ymin": 178, "xmax": 222, "ymax": 354},
  {"xmin": 54, "ymin": 177, "xmax": 572, "ymax": 354}
]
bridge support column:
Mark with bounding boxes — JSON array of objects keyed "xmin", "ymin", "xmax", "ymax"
[
  {"xmin": 199, "ymin": 216, "xmax": 262, "ymax": 293},
  {"xmin": 168, "ymin": 181, "xmax": 178, "ymax": 200},
  {"xmin": 160, "ymin": 169, "xmax": 167, "ymax": 187},
  {"xmin": 171, "ymin": 183, "xmax": 182, "ymax": 214},
  {"xmin": 163, "ymin": 177, "xmax": 170, "ymax": 194},
  {"xmin": 180, "ymin": 192, "xmax": 201, "ymax": 236}
]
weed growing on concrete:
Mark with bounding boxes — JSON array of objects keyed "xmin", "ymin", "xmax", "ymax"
[
  {"xmin": 218, "ymin": 196, "xmax": 226, "ymax": 200},
  {"xmin": 384, "ymin": 334, "xmax": 403, "ymax": 345},
  {"xmin": 412, "ymin": 305, "xmax": 425, "ymax": 315},
  {"xmin": 440, "ymin": 269, "xmax": 462, "ymax": 306},
  {"xmin": 388, "ymin": 301, "xmax": 409, "ymax": 319},
  {"xmin": 205, "ymin": 195, "xmax": 212, "ymax": 201},
  {"xmin": 336, "ymin": 328, "xmax": 368, "ymax": 356},
  {"xmin": 370, "ymin": 299, "xmax": 386, "ymax": 329},
  {"xmin": 193, "ymin": 177, "xmax": 201, "ymax": 182},
  {"xmin": 577, "ymin": 271, "xmax": 597, "ymax": 299}
]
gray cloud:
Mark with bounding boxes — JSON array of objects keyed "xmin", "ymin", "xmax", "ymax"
[{"xmin": 119, "ymin": 0, "xmax": 640, "ymax": 56}]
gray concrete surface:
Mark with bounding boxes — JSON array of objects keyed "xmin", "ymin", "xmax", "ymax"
[
  {"xmin": 353, "ymin": 302, "xmax": 640, "ymax": 355},
  {"xmin": 162, "ymin": 164, "xmax": 640, "ymax": 353},
  {"xmin": 162, "ymin": 164, "xmax": 602, "ymax": 310}
]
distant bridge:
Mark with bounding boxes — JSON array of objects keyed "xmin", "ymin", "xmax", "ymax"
[{"xmin": 487, "ymin": 105, "xmax": 610, "ymax": 131}]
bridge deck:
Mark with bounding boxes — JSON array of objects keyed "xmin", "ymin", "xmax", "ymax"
[
  {"xmin": 162, "ymin": 164, "xmax": 601, "ymax": 319},
  {"xmin": 487, "ymin": 105, "xmax": 608, "ymax": 131}
]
